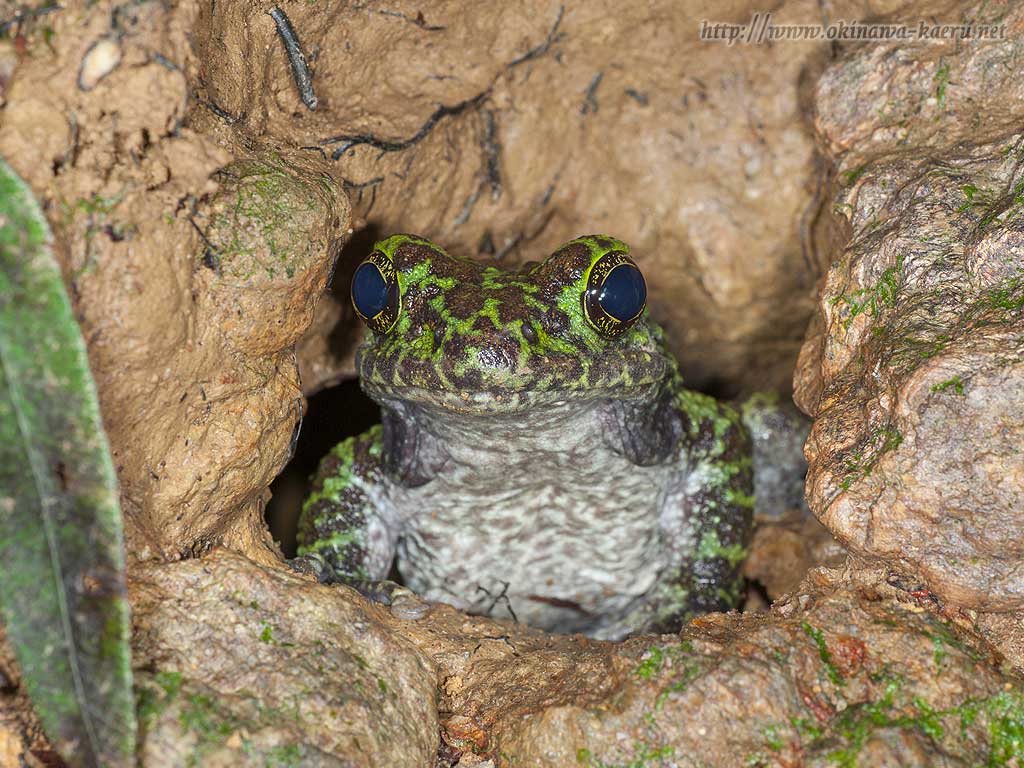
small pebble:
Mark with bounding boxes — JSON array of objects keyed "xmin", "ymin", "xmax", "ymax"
[{"xmin": 78, "ymin": 37, "xmax": 122, "ymax": 91}]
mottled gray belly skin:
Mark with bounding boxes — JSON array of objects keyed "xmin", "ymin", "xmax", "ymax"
[{"xmin": 382, "ymin": 402, "xmax": 680, "ymax": 636}]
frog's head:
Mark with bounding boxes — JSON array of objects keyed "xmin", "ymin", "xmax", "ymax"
[{"xmin": 349, "ymin": 234, "xmax": 673, "ymax": 413}]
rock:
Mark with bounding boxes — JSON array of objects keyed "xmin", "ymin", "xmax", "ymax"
[
  {"xmin": 130, "ymin": 550, "xmax": 438, "ymax": 767},
  {"xmin": 743, "ymin": 512, "xmax": 846, "ymax": 599},
  {"xmin": 845, "ymin": 563, "xmax": 1024, "ymax": 677},
  {"xmin": 296, "ymin": 294, "xmax": 362, "ymax": 397},
  {"xmin": 13, "ymin": 548, "xmax": 1024, "ymax": 767},
  {"xmin": 4, "ymin": 3, "xmax": 1022, "ymax": 768},
  {"xmin": 972, "ymin": 611, "xmax": 1024, "ymax": 675},
  {"xmin": 795, "ymin": 2, "xmax": 1024, "ymax": 612},
  {"xmin": 376, "ymin": 569, "xmax": 1022, "ymax": 767},
  {"xmin": 0, "ymin": 0, "xmax": 350, "ymax": 565},
  {"xmin": 198, "ymin": 159, "xmax": 345, "ymax": 358}
]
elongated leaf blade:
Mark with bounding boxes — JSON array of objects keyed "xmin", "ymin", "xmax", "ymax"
[{"xmin": 0, "ymin": 158, "xmax": 135, "ymax": 767}]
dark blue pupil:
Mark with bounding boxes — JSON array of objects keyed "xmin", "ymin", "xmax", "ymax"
[
  {"xmin": 598, "ymin": 264, "xmax": 646, "ymax": 321},
  {"xmin": 352, "ymin": 262, "xmax": 389, "ymax": 319}
]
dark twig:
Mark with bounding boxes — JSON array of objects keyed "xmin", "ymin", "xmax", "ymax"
[
  {"xmin": 341, "ymin": 176, "xmax": 385, "ymax": 191},
  {"xmin": 540, "ymin": 180, "xmax": 557, "ymax": 207},
  {"xmin": 187, "ymin": 216, "xmax": 220, "ymax": 274},
  {"xmin": 288, "ymin": 350, "xmax": 304, "ymax": 461},
  {"xmin": 343, "ymin": 176, "xmax": 384, "ymax": 215},
  {"xmin": 320, "ymin": 92, "xmax": 487, "ymax": 160},
  {"xmin": 581, "ymin": 71, "xmax": 603, "ymax": 115},
  {"xmin": 478, "ymin": 231, "xmax": 495, "ymax": 255},
  {"xmin": 476, "ymin": 581, "xmax": 518, "ymax": 623},
  {"xmin": 493, "ymin": 207, "xmax": 556, "ymax": 261},
  {"xmin": 374, "ymin": 7, "xmax": 445, "ymax": 31},
  {"xmin": 300, "ymin": 145, "xmax": 328, "ymax": 160},
  {"xmin": 453, "ymin": 184, "xmax": 482, "ymax": 227},
  {"xmin": 481, "ymin": 109, "xmax": 502, "ymax": 200},
  {"xmin": 0, "ymin": 3, "xmax": 60, "ymax": 35},
  {"xmin": 149, "ymin": 51, "xmax": 179, "ymax": 71},
  {"xmin": 508, "ymin": 5, "xmax": 565, "ymax": 67},
  {"xmin": 268, "ymin": 6, "xmax": 318, "ymax": 110},
  {"xmin": 474, "ymin": 634, "xmax": 520, "ymax": 656},
  {"xmin": 624, "ymin": 88, "xmax": 649, "ymax": 106},
  {"xmin": 196, "ymin": 97, "xmax": 240, "ymax": 124},
  {"xmin": 453, "ymin": 110, "xmax": 503, "ymax": 226}
]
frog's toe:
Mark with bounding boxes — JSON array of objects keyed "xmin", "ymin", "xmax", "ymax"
[
  {"xmin": 351, "ymin": 579, "xmax": 431, "ymax": 619},
  {"xmin": 287, "ymin": 552, "xmax": 338, "ymax": 583}
]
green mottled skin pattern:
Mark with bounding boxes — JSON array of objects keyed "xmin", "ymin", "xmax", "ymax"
[{"xmin": 298, "ymin": 235, "xmax": 753, "ymax": 640}]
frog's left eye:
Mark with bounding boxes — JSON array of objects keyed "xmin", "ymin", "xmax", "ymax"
[
  {"xmin": 582, "ymin": 252, "xmax": 647, "ymax": 337},
  {"xmin": 351, "ymin": 251, "xmax": 400, "ymax": 333}
]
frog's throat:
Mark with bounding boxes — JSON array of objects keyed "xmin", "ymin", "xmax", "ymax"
[{"xmin": 373, "ymin": 386, "xmax": 678, "ymax": 488}]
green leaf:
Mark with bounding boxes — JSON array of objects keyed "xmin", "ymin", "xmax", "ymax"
[{"xmin": 0, "ymin": 158, "xmax": 135, "ymax": 766}]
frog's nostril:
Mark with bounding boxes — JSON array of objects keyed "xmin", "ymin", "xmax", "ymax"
[{"xmin": 476, "ymin": 344, "xmax": 515, "ymax": 371}]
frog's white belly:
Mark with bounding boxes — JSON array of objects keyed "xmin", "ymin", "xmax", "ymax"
[{"xmin": 379, "ymin": 401, "xmax": 684, "ymax": 636}]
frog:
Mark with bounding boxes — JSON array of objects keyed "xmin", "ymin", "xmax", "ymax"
[{"xmin": 294, "ymin": 233, "xmax": 760, "ymax": 641}]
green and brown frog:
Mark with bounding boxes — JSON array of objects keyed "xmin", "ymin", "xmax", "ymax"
[{"xmin": 295, "ymin": 234, "xmax": 802, "ymax": 640}]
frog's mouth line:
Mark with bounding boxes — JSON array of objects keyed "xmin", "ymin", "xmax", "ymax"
[
  {"xmin": 356, "ymin": 342, "xmax": 674, "ymax": 415},
  {"xmin": 362, "ymin": 380, "xmax": 667, "ymax": 415}
]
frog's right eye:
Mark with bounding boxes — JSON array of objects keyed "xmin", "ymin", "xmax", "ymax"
[
  {"xmin": 582, "ymin": 251, "xmax": 646, "ymax": 338},
  {"xmin": 351, "ymin": 251, "xmax": 400, "ymax": 333}
]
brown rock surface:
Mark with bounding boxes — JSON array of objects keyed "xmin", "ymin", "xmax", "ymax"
[
  {"xmin": 0, "ymin": 0, "xmax": 350, "ymax": 563},
  {"xmin": 378, "ymin": 566, "xmax": 1021, "ymax": 767},
  {"xmin": 795, "ymin": 2, "xmax": 1024, "ymax": 611},
  {"xmin": 743, "ymin": 511, "xmax": 846, "ymax": 599},
  {"xmin": 121, "ymin": 552, "xmax": 1024, "ymax": 768},
  {"xmin": 4, "ymin": 2, "xmax": 1023, "ymax": 767},
  {"xmin": 130, "ymin": 549, "xmax": 438, "ymax": 767},
  {"xmin": 972, "ymin": 611, "xmax": 1024, "ymax": 675},
  {"xmin": 296, "ymin": 294, "xmax": 362, "ymax": 396}
]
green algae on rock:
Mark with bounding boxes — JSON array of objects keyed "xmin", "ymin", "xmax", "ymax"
[
  {"xmin": 467, "ymin": 574, "xmax": 1023, "ymax": 766},
  {"xmin": 797, "ymin": 2, "xmax": 1024, "ymax": 614}
]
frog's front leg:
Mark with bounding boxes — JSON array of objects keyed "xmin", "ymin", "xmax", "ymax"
[
  {"xmin": 294, "ymin": 424, "xmax": 395, "ymax": 579},
  {"xmin": 671, "ymin": 390, "xmax": 754, "ymax": 616},
  {"xmin": 616, "ymin": 389, "xmax": 754, "ymax": 637},
  {"xmin": 292, "ymin": 425, "xmax": 425, "ymax": 617}
]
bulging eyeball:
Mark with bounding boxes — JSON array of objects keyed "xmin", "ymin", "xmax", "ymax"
[
  {"xmin": 351, "ymin": 249, "xmax": 400, "ymax": 333},
  {"xmin": 582, "ymin": 251, "xmax": 647, "ymax": 337}
]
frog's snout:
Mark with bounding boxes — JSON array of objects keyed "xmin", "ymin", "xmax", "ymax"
[{"xmin": 475, "ymin": 343, "xmax": 516, "ymax": 372}]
